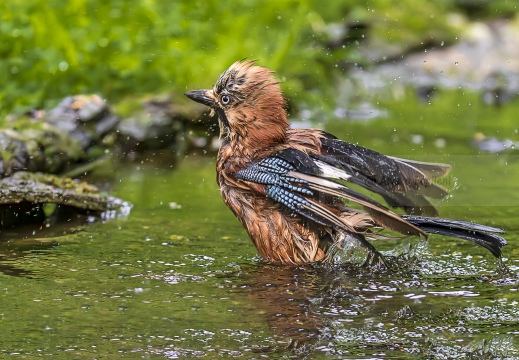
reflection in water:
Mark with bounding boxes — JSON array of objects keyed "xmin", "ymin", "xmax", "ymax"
[
  {"xmin": 237, "ymin": 264, "xmax": 401, "ymax": 354},
  {"xmin": 0, "ymin": 211, "xmax": 95, "ymax": 277},
  {"xmin": 239, "ymin": 265, "xmax": 327, "ymax": 350},
  {"xmin": 234, "ymin": 261, "xmax": 518, "ymax": 357}
]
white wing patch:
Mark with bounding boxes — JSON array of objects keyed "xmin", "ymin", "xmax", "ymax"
[{"xmin": 314, "ymin": 159, "xmax": 351, "ymax": 181}]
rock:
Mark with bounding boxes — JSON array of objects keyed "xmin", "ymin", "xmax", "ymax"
[
  {"xmin": 0, "ymin": 171, "xmax": 131, "ymax": 228},
  {"xmin": 116, "ymin": 98, "xmax": 185, "ymax": 153},
  {"xmin": 1, "ymin": 94, "xmax": 119, "ymax": 177},
  {"xmin": 115, "ymin": 95, "xmax": 219, "ymax": 155},
  {"xmin": 350, "ymin": 19, "xmax": 519, "ymax": 104},
  {"xmin": 44, "ymin": 94, "xmax": 120, "ymax": 149},
  {"xmin": 473, "ymin": 134, "xmax": 519, "ymax": 153}
]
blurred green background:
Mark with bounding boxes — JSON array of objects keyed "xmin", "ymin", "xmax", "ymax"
[{"xmin": 1, "ymin": 0, "xmax": 517, "ymax": 118}]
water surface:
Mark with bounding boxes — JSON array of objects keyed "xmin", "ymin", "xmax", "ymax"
[{"xmin": 1, "ymin": 89, "xmax": 519, "ymax": 358}]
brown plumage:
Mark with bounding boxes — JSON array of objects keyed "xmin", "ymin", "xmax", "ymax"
[{"xmin": 186, "ymin": 60, "xmax": 506, "ymax": 266}]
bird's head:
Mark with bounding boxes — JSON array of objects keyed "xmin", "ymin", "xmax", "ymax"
[{"xmin": 185, "ymin": 60, "xmax": 288, "ymax": 150}]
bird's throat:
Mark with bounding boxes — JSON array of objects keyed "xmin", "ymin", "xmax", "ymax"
[{"xmin": 216, "ymin": 108, "xmax": 230, "ymax": 132}]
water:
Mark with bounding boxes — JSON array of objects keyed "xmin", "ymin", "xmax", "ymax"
[{"xmin": 1, "ymin": 89, "xmax": 519, "ymax": 358}]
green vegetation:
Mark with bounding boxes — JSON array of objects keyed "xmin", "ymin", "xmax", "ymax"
[{"xmin": 3, "ymin": 0, "xmax": 516, "ymax": 118}]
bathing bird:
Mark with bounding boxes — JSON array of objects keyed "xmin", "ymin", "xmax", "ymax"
[{"xmin": 185, "ymin": 60, "xmax": 506, "ymax": 266}]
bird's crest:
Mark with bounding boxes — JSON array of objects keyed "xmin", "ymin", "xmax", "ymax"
[
  {"xmin": 214, "ymin": 60, "xmax": 281, "ymax": 98},
  {"xmin": 214, "ymin": 59, "xmax": 258, "ymax": 94}
]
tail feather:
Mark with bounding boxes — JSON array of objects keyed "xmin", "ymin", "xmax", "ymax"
[
  {"xmin": 388, "ymin": 157, "xmax": 451, "ymax": 178},
  {"xmin": 383, "ymin": 192, "xmax": 439, "ymax": 217},
  {"xmin": 402, "ymin": 215, "xmax": 507, "ymax": 258}
]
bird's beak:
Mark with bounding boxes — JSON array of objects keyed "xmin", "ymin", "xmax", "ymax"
[{"xmin": 185, "ymin": 89, "xmax": 215, "ymax": 107}]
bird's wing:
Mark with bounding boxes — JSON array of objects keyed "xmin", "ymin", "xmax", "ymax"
[
  {"xmin": 235, "ymin": 150, "xmax": 506, "ymax": 259},
  {"xmin": 310, "ymin": 133, "xmax": 452, "ymax": 216},
  {"xmin": 235, "ymin": 152, "xmax": 426, "ymax": 256}
]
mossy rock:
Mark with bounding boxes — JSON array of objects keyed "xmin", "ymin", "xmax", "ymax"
[{"xmin": 0, "ymin": 171, "xmax": 131, "ymax": 228}]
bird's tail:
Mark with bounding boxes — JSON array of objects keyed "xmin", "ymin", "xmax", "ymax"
[{"xmin": 402, "ymin": 215, "xmax": 507, "ymax": 258}]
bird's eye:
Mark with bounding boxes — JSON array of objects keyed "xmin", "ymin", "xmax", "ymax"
[{"xmin": 221, "ymin": 95, "xmax": 230, "ymax": 105}]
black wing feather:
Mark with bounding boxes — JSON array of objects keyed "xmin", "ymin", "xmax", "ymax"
[
  {"xmin": 402, "ymin": 215, "xmax": 506, "ymax": 258},
  {"xmin": 235, "ymin": 148, "xmax": 506, "ymax": 258},
  {"xmin": 318, "ymin": 134, "xmax": 450, "ymax": 214}
]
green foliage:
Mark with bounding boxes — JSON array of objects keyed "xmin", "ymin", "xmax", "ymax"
[{"xmin": 1, "ymin": 0, "xmax": 516, "ymax": 117}]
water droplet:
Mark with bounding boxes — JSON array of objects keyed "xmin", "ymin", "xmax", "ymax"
[
  {"xmin": 98, "ymin": 37, "xmax": 109, "ymax": 47},
  {"xmin": 58, "ymin": 61, "xmax": 68, "ymax": 72},
  {"xmin": 434, "ymin": 138, "xmax": 446, "ymax": 148}
]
